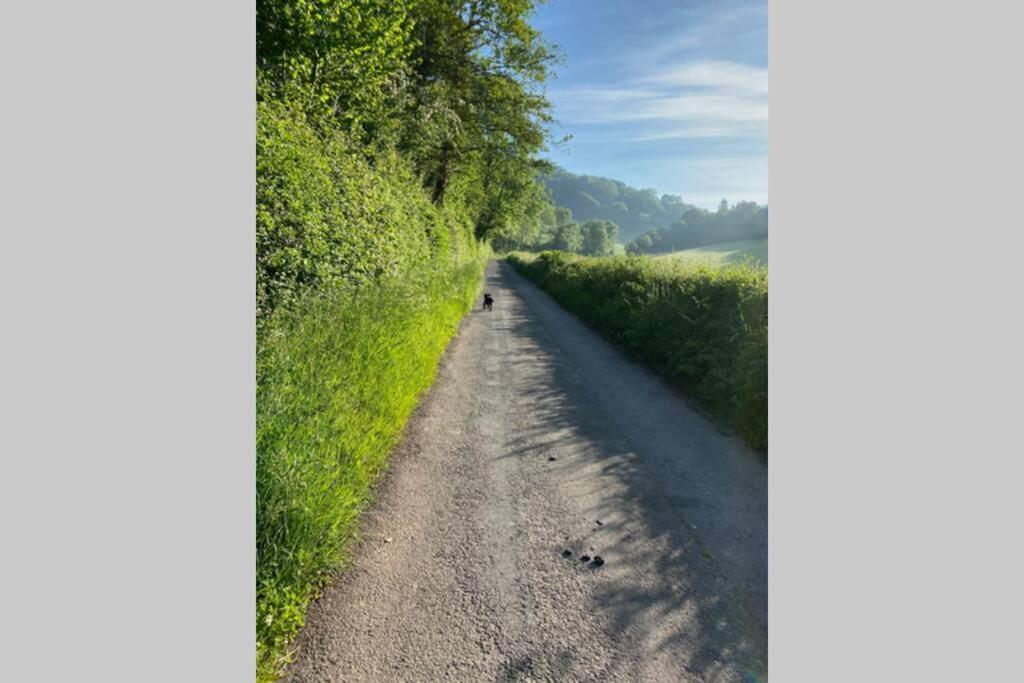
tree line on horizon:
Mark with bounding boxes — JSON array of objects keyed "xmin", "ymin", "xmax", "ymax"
[
  {"xmin": 626, "ymin": 200, "xmax": 768, "ymax": 254},
  {"xmin": 491, "ymin": 203, "xmax": 620, "ymax": 256},
  {"xmin": 529, "ymin": 166, "xmax": 768, "ymax": 256},
  {"xmin": 541, "ymin": 167, "xmax": 689, "ymax": 242}
]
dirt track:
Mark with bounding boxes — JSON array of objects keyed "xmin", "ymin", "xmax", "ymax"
[{"xmin": 286, "ymin": 260, "xmax": 767, "ymax": 682}]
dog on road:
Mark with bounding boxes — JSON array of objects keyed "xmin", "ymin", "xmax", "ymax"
[{"xmin": 482, "ymin": 293, "xmax": 494, "ymax": 311}]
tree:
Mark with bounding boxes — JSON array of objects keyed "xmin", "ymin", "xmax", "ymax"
[
  {"xmin": 258, "ymin": 0, "xmax": 559, "ymax": 244},
  {"xmin": 629, "ymin": 233, "xmax": 653, "ymax": 253},
  {"xmin": 540, "ymin": 167, "xmax": 691, "ymax": 242},
  {"xmin": 580, "ymin": 219, "xmax": 618, "ymax": 256},
  {"xmin": 256, "ymin": 0, "xmax": 414, "ymax": 132},
  {"xmin": 401, "ymin": 0, "xmax": 558, "ymax": 228},
  {"xmin": 552, "ymin": 220, "xmax": 582, "ymax": 252},
  {"xmin": 625, "ymin": 201, "xmax": 768, "ymax": 253}
]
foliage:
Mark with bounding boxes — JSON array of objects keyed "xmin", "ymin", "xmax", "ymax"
[
  {"xmin": 256, "ymin": 100, "xmax": 487, "ymax": 675},
  {"xmin": 549, "ymin": 219, "xmax": 582, "ymax": 252},
  {"xmin": 397, "ymin": 0, "xmax": 558, "ymax": 231},
  {"xmin": 491, "ymin": 205, "xmax": 620, "ymax": 255},
  {"xmin": 627, "ymin": 201, "xmax": 768, "ymax": 254},
  {"xmin": 542, "ymin": 166, "xmax": 691, "ymax": 242},
  {"xmin": 580, "ymin": 219, "xmax": 618, "ymax": 256},
  {"xmin": 257, "ymin": 0, "xmax": 559, "ymax": 678},
  {"xmin": 538, "ymin": 166, "xmax": 767, "ymax": 254},
  {"xmin": 257, "ymin": 0, "xmax": 557, "ymax": 244},
  {"xmin": 256, "ymin": 256, "xmax": 487, "ymax": 680},
  {"xmin": 257, "ymin": 101, "xmax": 443, "ymax": 321},
  {"xmin": 507, "ymin": 252, "xmax": 768, "ymax": 451},
  {"xmin": 257, "ymin": 0, "xmax": 415, "ymax": 133}
]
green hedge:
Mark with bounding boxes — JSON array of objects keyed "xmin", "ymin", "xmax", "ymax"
[
  {"xmin": 256, "ymin": 101, "xmax": 487, "ymax": 679},
  {"xmin": 257, "ymin": 101, "xmax": 476, "ymax": 323},
  {"xmin": 508, "ymin": 252, "xmax": 767, "ymax": 451}
]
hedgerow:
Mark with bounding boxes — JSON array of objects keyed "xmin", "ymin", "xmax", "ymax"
[
  {"xmin": 256, "ymin": 100, "xmax": 488, "ymax": 680},
  {"xmin": 257, "ymin": 101, "xmax": 478, "ymax": 323},
  {"xmin": 256, "ymin": 257, "xmax": 485, "ymax": 680},
  {"xmin": 507, "ymin": 252, "xmax": 767, "ymax": 451},
  {"xmin": 256, "ymin": 0, "xmax": 559, "ymax": 676}
]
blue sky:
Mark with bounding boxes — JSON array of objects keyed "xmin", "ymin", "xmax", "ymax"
[{"xmin": 533, "ymin": 0, "xmax": 768, "ymax": 208}]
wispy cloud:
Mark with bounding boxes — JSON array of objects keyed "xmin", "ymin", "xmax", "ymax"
[
  {"xmin": 537, "ymin": 0, "xmax": 768, "ymax": 203},
  {"xmin": 626, "ymin": 4, "xmax": 768, "ymax": 71},
  {"xmin": 550, "ymin": 60, "xmax": 767, "ymax": 141},
  {"xmin": 547, "ymin": 1, "xmax": 768, "ymax": 143},
  {"xmin": 625, "ymin": 123, "xmax": 764, "ymax": 143},
  {"xmin": 648, "ymin": 156, "xmax": 768, "ymax": 207},
  {"xmin": 642, "ymin": 60, "xmax": 767, "ymax": 94},
  {"xmin": 554, "ymin": 86, "xmax": 766, "ymax": 123}
]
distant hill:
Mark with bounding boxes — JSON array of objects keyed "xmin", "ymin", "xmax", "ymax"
[{"xmin": 542, "ymin": 167, "xmax": 692, "ymax": 243}]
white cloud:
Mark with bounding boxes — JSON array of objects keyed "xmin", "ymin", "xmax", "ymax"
[
  {"xmin": 624, "ymin": 123, "xmax": 765, "ymax": 142},
  {"xmin": 551, "ymin": 63, "xmax": 767, "ymax": 140},
  {"xmin": 627, "ymin": 4, "xmax": 768, "ymax": 71},
  {"xmin": 653, "ymin": 157, "xmax": 768, "ymax": 208},
  {"xmin": 543, "ymin": 2, "xmax": 769, "ymax": 202},
  {"xmin": 553, "ymin": 87, "xmax": 766, "ymax": 123},
  {"xmin": 642, "ymin": 60, "xmax": 767, "ymax": 94}
]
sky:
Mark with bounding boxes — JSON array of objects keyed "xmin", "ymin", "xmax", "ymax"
[{"xmin": 533, "ymin": 0, "xmax": 768, "ymax": 209}]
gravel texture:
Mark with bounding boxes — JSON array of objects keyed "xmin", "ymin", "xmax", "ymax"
[{"xmin": 285, "ymin": 260, "xmax": 767, "ymax": 682}]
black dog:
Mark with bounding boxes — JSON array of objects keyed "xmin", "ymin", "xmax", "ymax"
[{"xmin": 482, "ymin": 293, "xmax": 494, "ymax": 311}]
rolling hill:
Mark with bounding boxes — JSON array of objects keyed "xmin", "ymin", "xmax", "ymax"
[{"xmin": 542, "ymin": 167, "xmax": 691, "ymax": 242}]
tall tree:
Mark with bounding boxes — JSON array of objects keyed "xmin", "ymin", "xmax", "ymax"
[
  {"xmin": 401, "ymin": 0, "xmax": 557, "ymax": 232},
  {"xmin": 256, "ymin": 0, "xmax": 414, "ymax": 132},
  {"xmin": 580, "ymin": 219, "xmax": 618, "ymax": 256}
]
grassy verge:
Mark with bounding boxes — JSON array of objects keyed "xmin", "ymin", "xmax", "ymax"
[
  {"xmin": 256, "ymin": 255, "xmax": 487, "ymax": 680},
  {"xmin": 507, "ymin": 251, "xmax": 767, "ymax": 451}
]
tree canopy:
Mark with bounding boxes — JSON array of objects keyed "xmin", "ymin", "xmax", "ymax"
[
  {"xmin": 580, "ymin": 219, "xmax": 618, "ymax": 256},
  {"xmin": 541, "ymin": 167, "xmax": 690, "ymax": 243},
  {"xmin": 257, "ymin": 0, "xmax": 559, "ymax": 245}
]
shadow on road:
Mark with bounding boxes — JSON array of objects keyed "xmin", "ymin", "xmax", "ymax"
[{"xmin": 488, "ymin": 262, "xmax": 767, "ymax": 681}]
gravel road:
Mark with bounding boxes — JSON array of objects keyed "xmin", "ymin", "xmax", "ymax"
[{"xmin": 285, "ymin": 260, "xmax": 767, "ymax": 682}]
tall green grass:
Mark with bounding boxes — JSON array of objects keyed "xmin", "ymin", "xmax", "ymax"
[
  {"xmin": 508, "ymin": 252, "xmax": 767, "ymax": 451},
  {"xmin": 256, "ymin": 256, "xmax": 486, "ymax": 680},
  {"xmin": 256, "ymin": 101, "xmax": 491, "ymax": 680}
]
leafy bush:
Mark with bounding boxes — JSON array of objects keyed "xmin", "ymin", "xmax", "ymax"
[
  {"xmin": 256, "ymin": 99, "xmax": 488, "ymax": 680},
  {"xmin": 257, "ymin": 101, "xmax": 476, "ymax": 323},
  {"xmin": 508, "ymin": 252, "xmax": 767, "ymax": 451},
  {"xmin": 255, "ymin": 1, "xmax": 559, "ymax": 677}
]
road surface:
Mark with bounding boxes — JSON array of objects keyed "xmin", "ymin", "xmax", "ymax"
[{"xmin": 286, "ymin": 260, "xmax": 767, "ymax": 682}]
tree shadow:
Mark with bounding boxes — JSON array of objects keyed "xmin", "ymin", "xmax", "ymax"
[{"xmin": 488, "ymin": 262, "xmax": 767, "ymax": 681}]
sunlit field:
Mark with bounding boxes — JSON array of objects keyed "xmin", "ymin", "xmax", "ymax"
[{"xmin": 653, "ymin": 238, "xmax": 768, "ymax": 267}]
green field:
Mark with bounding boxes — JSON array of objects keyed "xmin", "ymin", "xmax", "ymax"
[{"xmin": 653, "ymin": 238, "xmax": 767, "ymax": 267}]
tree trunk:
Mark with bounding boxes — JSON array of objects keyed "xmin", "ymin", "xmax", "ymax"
[{"xmin": 431, "ymin": 142, "xmax": 452, "ymax": 204}]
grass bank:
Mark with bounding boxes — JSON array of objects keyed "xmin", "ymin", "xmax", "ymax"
[
  {"xmin": 507, "ymin": 252, "xmax": 767, "ymax": 451},
  {"xmin": 256, "ymin": 101, "xmax": 490, "ymax": 679},
  {"xmin": 256, "ymin": 256, "xmax": 486, "ymax": 679}
]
